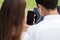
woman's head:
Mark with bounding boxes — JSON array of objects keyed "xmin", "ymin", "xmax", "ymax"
[{"xmin": 0, "ymin": 0, "xmax": 26, "ymax": 40}]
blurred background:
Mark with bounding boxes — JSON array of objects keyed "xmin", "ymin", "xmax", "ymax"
[{"xmin": 0, "ymin": 0, "xmax": 60, "ymax": 10}]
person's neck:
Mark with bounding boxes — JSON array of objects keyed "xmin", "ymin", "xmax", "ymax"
[{"xmin": 47, "ymin": 8, "xmax": 58, "ymax": 15}]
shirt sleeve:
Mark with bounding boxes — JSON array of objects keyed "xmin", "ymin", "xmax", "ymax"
[
  {"xmin": 22, "ymin": 25, "xmax": 36, "ymax": 40},
  {"xmin": 22, "ymin": 32, "xmax": 29, "ymax": 40}
]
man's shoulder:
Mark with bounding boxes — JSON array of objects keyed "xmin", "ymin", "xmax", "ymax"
[{"xmin": 27, "ymin": 21, "xmax": 44, "ymax": 32}]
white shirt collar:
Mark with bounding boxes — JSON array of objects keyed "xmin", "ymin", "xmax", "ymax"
[{"xmin": 44, "ymin": 15, "xmax": 60, "ymax": 21}]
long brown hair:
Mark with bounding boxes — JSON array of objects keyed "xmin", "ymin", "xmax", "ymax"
[{"xmin": 0, "ymin": 0, "xmax": 26, "ymax": 40}]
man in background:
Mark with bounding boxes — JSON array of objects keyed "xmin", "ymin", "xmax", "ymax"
[{"xmin": 23, "ymin": 0, "xmax": 60, "ymax": 40}]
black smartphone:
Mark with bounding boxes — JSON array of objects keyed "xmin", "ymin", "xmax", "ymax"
[{"xmin": 27, "ymin": 11, "xmax": 35, "ymax": 25}]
